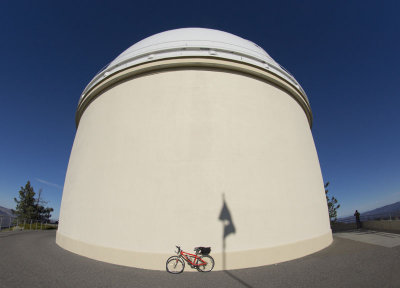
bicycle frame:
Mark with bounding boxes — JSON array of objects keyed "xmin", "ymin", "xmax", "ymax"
[{"xmin": 180, "ymin": 250, "xmax": 207, "ymax": 267}]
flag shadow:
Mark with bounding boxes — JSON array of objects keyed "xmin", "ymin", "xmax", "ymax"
[{"xmin": 219, "ymin": 194, "xmax": 254, "ymax": 288}]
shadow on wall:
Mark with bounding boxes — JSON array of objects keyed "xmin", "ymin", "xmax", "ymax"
[
  {"xmin": 219, "ymin": 193, "xmax": 236, "ymax": 270},
  {"xmin": 219, "ymin": 194, "xmax": 253, "ymax": 288}
]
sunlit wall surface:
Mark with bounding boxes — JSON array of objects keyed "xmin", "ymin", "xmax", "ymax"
[{"xmin": 57, "ymin": 28, "xmax": 332, "ymax": 270}]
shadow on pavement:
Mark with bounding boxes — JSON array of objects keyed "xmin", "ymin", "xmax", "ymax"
[{"xmin": 224, "ymin": 270, "xmax": 254, "ymax": 288}]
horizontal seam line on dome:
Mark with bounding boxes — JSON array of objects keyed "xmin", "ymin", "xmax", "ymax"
[
  {"xmin": 83, "ymin": 51, "xmax": 292, "ymax": 97},
  {"xmin": 76, "ymin": 57, "xmax": 312, "ymax": 128},
  {"xmin": 112, "ymin": 39, "xmax": 270, "ymax": 61}
]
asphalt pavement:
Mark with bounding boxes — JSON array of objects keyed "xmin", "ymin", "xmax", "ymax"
[{"xmin": 1, "ymin": 230, "xmax": 400, "ymax": 288}]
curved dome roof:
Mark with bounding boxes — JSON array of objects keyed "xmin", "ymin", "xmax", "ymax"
[
  {"xmin": 108, "ymin": 28, "xmax": 279, "ymax": 68},
  {"xmin": 81, "ymin": 28, "xmax": 307, "ymax": 103}
]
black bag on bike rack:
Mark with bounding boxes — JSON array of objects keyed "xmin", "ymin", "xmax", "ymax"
[{"xmin": 199, "ymin": 247, "xmax": 211, "ymax": 255}]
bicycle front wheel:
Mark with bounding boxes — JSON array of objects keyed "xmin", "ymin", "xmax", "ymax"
[
  {"xmin": 166, "ymin": 256, "xmax": 185, "ymax": 274},
  {"xmin": 196, "ymin": 255, "xmax": 215, "ymax": 272}
]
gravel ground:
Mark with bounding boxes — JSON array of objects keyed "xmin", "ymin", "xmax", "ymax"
[{"xmin": 1, "ymin": 230, "xmax": 400, "ymax": 288}]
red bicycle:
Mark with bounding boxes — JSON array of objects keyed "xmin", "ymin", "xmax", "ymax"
[{"xmin": 166, "ymin": 246, "xmax": 215, "ymax": 273}]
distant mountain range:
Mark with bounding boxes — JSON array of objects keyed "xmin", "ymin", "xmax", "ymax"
[
  {"xmin": 0, "ymin": 205, "xmax": 14, "ymax": 217},
  {"xmin": 362, "ymin": 201, "xmax": 400, "ymax": 216},
  {"xmin": 339, "ymin": 201, "xmax": 400, "ymax": 222},
  {"xmin": 0, "ymin": 205, "xmax": 15, "ymax": 228}
]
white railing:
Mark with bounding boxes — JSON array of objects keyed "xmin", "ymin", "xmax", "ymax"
[{"xmin": 0, "ymin": 216, "xmax": 57, "ymax": 231}]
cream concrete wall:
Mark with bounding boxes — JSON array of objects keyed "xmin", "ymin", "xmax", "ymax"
[{"xmin": 57, "ymin": 65, "xmax": 332, "ymax": 270}]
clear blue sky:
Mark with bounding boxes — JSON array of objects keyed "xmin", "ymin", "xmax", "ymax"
[{"xmin": 1, "ymin": 0, "xmax": 399, "ymax": 219}]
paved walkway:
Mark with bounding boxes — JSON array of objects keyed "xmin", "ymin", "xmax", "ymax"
[
  {"xmin": 335, "ymin": 229, "xmax": 400, "ymax": 248},
  {"xmin": 1, "ymin": 230, "xmax": 400, "ymax": 288}
]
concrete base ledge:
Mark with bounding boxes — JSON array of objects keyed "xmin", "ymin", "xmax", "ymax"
[
  {"xmin": 362, "ymin": 220, "xmax": 400, "ymax": 233},
  {"xmin": 56, "ymin": 231, "xmax": 332, "ymax": 271},
  {"xmin": 331, "ymin": 222, "xmax": 357, "ymax": 232}
]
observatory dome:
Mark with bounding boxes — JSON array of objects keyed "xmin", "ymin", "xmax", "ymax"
[
  {"xmin": 82, "ymin": 28, "xmax": 309, "ymax": 109},
  {"xmin": 59, "ymin": 28, "xmax": 331, "ymax": 271}
]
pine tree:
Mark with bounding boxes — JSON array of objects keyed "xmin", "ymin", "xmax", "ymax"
[
  {"xmin": 13, "ymin": 181, "xmax": 54, "ymax": 221},
  {"xmin": 14, "ymin": 181, "xmax": 36, "ymax": 220},
  {"xmin": 325, "ymin": 182, "xmax": 340, "ymax": 224}
]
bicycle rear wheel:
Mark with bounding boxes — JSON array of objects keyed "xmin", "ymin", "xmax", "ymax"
[
  {"xmin": 166, "ymin": 256, "xmax": 185, "ymax": 274},
  {"xmin": 196, "ymin": 255, "xmax": 214, "ymax": 272}
]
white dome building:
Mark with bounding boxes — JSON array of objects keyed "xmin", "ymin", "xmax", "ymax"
[{"xmin": 57, "ymin": 28, "xmax": 332, "ymax": 270}]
